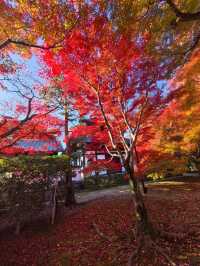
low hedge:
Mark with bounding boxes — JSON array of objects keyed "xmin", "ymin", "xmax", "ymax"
[
  {"xmin": 82, "ymin": 172, "xmax": 128, "ymax": 191},
  {"xmin": 0, "ymin": 155, "xmax": 70, "ymax": 232}
]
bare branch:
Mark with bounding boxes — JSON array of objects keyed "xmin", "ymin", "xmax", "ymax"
[
  {"xmin": 118, "ymin": 96, "xmax": 136, "ymax": 142},
  {"xmin": 0, "ymin": 38, "xmax": 63, "ymax": 51},
  {"xmin": 80, "ymin": 75, "xmax": 118, "ymax": 150},
  {"xmin": 0, "ymin": 97, "xmax": 35, "ymax": 139},
  {"xmin": 183, "ymin": 30, "xmax": 200, "ymax": 63},
  {"xmin": 0, "ymin": 97, "xmax": 59, "ymax": 141},
  {"xmin": 117, "ymin": 126, "xmax": 129, "ymax": 160},
  {"xmin": 0, "ymin": 117, "xmax": 7, "ymax": 126},
  {"xmin": 132, "ymin": 90, "xmax": 149, "ymax": 142},
  {"xmin": 0, "ymin": 16, "xmax": 80, "ymax": 51},
  {"xmin": 105, "ymin": 145, "xmax": 120, "ymax": 158},
  {"xmin": 0, "ymin": 39, "xmax": 10, "ymax": 50}
]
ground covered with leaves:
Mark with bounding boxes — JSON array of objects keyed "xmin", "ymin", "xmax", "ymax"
[{"xmin": 0, "ymin": 179, "xmax": 200, "ymax": 266}]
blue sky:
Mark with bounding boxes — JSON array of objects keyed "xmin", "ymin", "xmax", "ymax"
[{"xmin": 0, "ymin": 53, "xmax": 43, "ymax": 114}]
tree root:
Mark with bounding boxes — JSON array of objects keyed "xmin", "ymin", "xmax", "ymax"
[
  {"xmin": 92, "ymin": 222, "xmax": 113, "ymax": 242},
  {"xmin": 127, "ymin": 234, "xmax": 177, "ymax": 266},
  {"xmin": 127, "ymin": 240, "xmax": 143, "ymax": 266},
  {"xmin": 152, "ymin": 241, "xmax": 176, "ymax": 266},
  {"xmin": 92, "ymin": 222, "xmax": 178, "ymax": 265},
  {"xmin": 157, "ymin": 229, "xmax": 188, "ymax": 241}
]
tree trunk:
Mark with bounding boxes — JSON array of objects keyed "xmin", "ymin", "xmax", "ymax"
[
  {"xmin": 126, "ymin": 161, "xmax": 177, "ymax": 266},
  {"xmin": 51, "ymin": 180, "xmax": 58, "ymax": 225},
  {"xmin": 133, "ymin": 185, "xmax": 153, "ymax": 238},
  {"xmin": 64, "ymin": 171, "xmax": 76, "ymax": 207},
  {"xmin": 64, "ymin": 101, "xmax": 76, "ymax": 207},
  {"xmin": 15, "ymin": 220, "xmax": 21, "ymax": 235},
  {"xmin": 126, "ymin": 165, "xmax": 154, "ymax": 240},
  {"xmin": 141, "ymin": 179, "xmax": 148, "ymax": 194}
]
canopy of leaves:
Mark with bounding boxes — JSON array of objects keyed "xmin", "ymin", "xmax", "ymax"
[
  {"xmin": 110, "ymin": 0, "xmax": 200, "ymax": 73},
  {"xmin": 146, "ymin": 48, "xmax": 200, "ymax": 175},
  {"xmin": 42, "ymin": 14, "xmax": 170, "ymax": 177},
  {"xmin": 0, "ymin": 0, "xmax": 78, "ymax": 52}
]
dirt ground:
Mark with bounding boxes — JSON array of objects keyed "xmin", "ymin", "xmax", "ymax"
[{"xmin": 0, "ymin": 177, "xmax": 200, "ymax": 266}]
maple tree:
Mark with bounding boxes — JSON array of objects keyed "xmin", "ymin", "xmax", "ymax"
[
  {"xmin": 144, "ymin": 104, "xmax": 189, "ymax": 179},
  {"xmin": 110, "ymin": 0, "xmax": 200, "ymax": 73},
  {"xmin": 0, "ymin": 0, "xmax": 82, "ymax": 86},
  {"xmin": 41, "ymin": 15, "xmax": 177, "ymax": 264},
  {"xmin": 0, "ymin": 75, "xmax": 63, "ymax": 154},
  {"xmin": 0, "ymin": 0, "xmax": 79, "ymax": 52},
  {"xmin": 0, "ymin": 0, "xmax": 200, "ymax": 264},
  {"xmin": 151, "ymin": 48, "xmax": 200, "ymax": 175},
  {"xmin": 0, "ymin": 0, "xmax": 80, "ymax": 153}
]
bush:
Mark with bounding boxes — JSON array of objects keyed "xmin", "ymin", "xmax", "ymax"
[
  {"xmin": 0, "ymin": 155, "xmax": 70, "ymax": 233},
  {"xmin": 83, "ymin": 173, "xmax": 128, "ymax": 191}
]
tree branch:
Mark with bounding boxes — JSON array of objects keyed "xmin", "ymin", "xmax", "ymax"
[
  {"xmin": 80, "ymin": 75, "xmax": 119, "ymax": 152},
  {"xmin": 0, "ymin": 98, "xmax": 59, "ymax": 141},
  {"xmin": 118, "ymin": 96, "xmax": 136, "ymax": 143},
  {"xmin": 105, "ymin": 145, "xmax": 120, "ymax": 158},
  {"xmin": 165, "ymin": 0, "xmax": 200, "ymax": 21},
  {"xmin": 0, "ymin": 127, "xmax": 36, "ymax": 151},
  {"xmin": 132, "ymin": 90, "xmax": 149, "ymax": 146},
  {"xmin": 0, "ymin": 38, "xmax": 63, "ymax": 51},
  {"xmin": 0, "ymin": 98, "xmax": 35, "ymax": 139},
  {"xmin": 0, "ymin": 15, "xmax": 80, "ymax": 51},
  {"xmin": 92, "ymin": 222, "xmax": 112, "ymax": 242},
  {"xmin": 183, "ymin": 30, "xmax": 200, "ymax": 62}
]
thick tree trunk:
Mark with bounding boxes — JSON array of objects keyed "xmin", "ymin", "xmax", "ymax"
[
  {"xmin": 126, "ymin": 165, "xmax": 154, "ymax": 240},
  {"xmin": 133, "ymin": 186, "xmax": 153, "ymax": 238},
  {"xmin": 126, "ymin": 164, "xmax": 176, "ymax": 266}
]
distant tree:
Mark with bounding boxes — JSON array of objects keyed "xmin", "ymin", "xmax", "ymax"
[
  {"xmin": 39, "ymin": 82, "xmax": 77, "ymax": 206},
  {"xmin": 0, "ymin": 76, "xmax": 62, "ymax": 154},
  {"xmin": 151, "ymin": 48, "xmax": 200, "ymax": 175}
]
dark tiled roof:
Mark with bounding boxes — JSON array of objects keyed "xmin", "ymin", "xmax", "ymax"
[{"xmin": 16, "ymin": 139, "xmax": 64, "ymax": 153}]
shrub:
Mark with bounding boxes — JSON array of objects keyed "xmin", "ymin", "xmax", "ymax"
[{"xmin": 0, "ymin": 155, "xmax": 70, "ymax": 233}]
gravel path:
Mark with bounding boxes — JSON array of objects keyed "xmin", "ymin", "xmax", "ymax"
[
  {"xmin": 76, "ymin": 185, "xmax": 130, "ymax": 203},
  {"xmin": 76, "ymin": 178, "xmax": 200, "ymax": 203}
]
